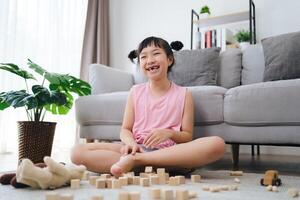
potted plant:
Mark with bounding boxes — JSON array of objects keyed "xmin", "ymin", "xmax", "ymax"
[
  {"xmin": 0, "ymin": 59, "xmax": 91, "ymax": 163},
  {"xmin": 199, "ymin": 5, "xmax": 211, "ymax": 18},
  {"xmin": 234, "ymin": 29, "xmax": 251, "ymax": 50}
]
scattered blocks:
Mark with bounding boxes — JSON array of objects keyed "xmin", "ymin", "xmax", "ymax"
[
  {"xmin": 112, "ymin": 179, "xmax": 121, "ymax": 189},
  {"xmin": 191, "ymin": 175, "xmax": 201, "ymax": 183},
  {"xmin": 119, "ymin": 177, "xmax": 128, "ymax": 186},
  {"xmin": 89, "ymin": 176, "xmax": 99, "ymax": 186},
  {"xmin": 209, "ymin": 186, "xmax": 220, "ymax": 193},
  {"xmin": 70, "ymin": 179, "xmax": 80, "ymax": 189},
  {"xmin": 230, "ymin": 171, "xmax": 244, "ymax": 176},
  {"xmin": 145, "ymin": 166, "xmax": 153, "ymax": 173},
  {"xmin": 140, "ymin": 177, "xmax": 150, "ymax": 187},
  {"xmin": 176, "ymin": 189, "xmax": 189, "ymax": 200},
  {"xmin": 288, "ymin": 188, "xmax": 299, "ymax": 198},
  {"xmin": 150, "ymin": 175, "xmax": 159, "ymax": 185},
  {"xmin": 100, "ymin": 173, "xmax": 111, "ymax": 179},
  {"xmin": 132, "ymin": 176, "xmax": 140, "ymax": 185},
  {"xmin": 95, "ymin": 178, "xmax": 106, "ymax": 189},
  {"xmin": 169, "ymin": 177, "xmax": 180, "ymax": 186},
  {"xmin": 175, "ymin": 175, "xmax": 185, "ymax": 184},
  {"xmin": 157, "ymin": 168, "xmax": 166, "ymax": 184},
  {"xmin": 106, "ymin": 179, "xmax": 113, "ymax": 188}
]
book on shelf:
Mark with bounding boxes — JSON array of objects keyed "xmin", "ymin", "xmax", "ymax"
[{"xmin": 195, "ymin": 28, "xmax": 237, "ymax": 51}]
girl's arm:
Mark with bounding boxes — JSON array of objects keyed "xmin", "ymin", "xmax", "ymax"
[
  {"xmin": 168, "ymin": 90, "xmax": 194, "ymax": 143},
  {"xmin": 120, "ymin": 90, "xmax": 137, "ymax": 146}
]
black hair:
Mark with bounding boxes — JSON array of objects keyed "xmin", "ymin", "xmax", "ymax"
[{"xmin": 128, "ymin": 37, "xmax": 183, "ymax": 72}]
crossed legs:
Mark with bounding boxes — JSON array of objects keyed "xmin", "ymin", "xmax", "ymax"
[{"xmin": 71, "ymin": 136, "xmax": 225, "ymax": 177}]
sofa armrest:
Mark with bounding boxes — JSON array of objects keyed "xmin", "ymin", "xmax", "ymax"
[{"xmin": 89, "ymin": 64, "xmax": 134, "ymax": 94}]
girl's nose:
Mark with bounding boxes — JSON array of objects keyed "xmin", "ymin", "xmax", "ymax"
[{"xmin": 147, "ymin": 55, "xmax": 155, "ymax": 64}]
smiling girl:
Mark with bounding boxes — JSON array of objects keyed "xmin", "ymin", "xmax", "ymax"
[{"xmin": 71, "ymin": 36, "xmax": 225, "ymax": 177}]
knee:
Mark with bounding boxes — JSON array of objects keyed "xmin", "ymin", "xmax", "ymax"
[
  {"xmin": 70, "ymin": 144, "xmax": 85, "ymax": 165},
  {"xmin": 210, "ymin": 136, "xmax": 226, "ymax": 157}
]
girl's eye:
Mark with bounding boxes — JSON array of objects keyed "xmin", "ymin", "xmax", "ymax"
[
  {"xmin": 154, "ymin": 52, "xmax": 160, "ymax": 55},
  {"xmin": 140, "ymin": 56, "xmax": 146, "ymax": 60}
]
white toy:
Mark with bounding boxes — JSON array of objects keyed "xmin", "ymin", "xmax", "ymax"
[{"xmin": 16, "ymin": 156, "xmax": 86, "ymax": 189}]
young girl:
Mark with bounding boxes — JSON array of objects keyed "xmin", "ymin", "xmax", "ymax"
[{"xmin": 71, "ymin": 36, "xmax": 225, "ymax": 177}]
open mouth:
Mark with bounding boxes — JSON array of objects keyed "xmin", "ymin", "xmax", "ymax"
[{"xmin": 146, "ymin": 65, "xmax": 160, "ymax": 71}]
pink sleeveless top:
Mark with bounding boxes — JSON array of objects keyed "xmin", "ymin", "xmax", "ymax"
[{"xmin": 132, "ymin": 82, "xmax": 187, "ymax": 149}]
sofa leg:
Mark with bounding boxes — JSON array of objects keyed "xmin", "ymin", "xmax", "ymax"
[{"xmin": 231, "ymin": 144, "xmax": 240, "ymax": 170}]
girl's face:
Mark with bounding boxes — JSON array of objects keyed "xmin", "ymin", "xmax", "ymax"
[{"xmin": 139, "ymin": 44, "xmax": 173, "ymax": 81}]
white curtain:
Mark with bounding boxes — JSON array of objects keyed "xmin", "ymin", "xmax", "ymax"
[{"xmin": 0, "ymin": 0, "xmax": 88, "ymax": 160}]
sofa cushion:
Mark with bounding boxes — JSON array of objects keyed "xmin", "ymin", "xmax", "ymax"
[
  {"xmin": 224, "ymin": 79, "xmax": 300, "ymax": 126},
  {"xmin": 241, "ymin": 44, "xmax": 265, "ymax": 85},
  {"xmin": 217, "ymin": 48, "xmax": 242, "ymax": 88},
  {"xmin": 76, "ymin": 92, "xmax": 128, "ymax": 126},
  {"xmin": 168, "ymin": 48, "xmax": 221, "ymax": 86},
  {"xmin": 188, "ymin": 86, "xmax": 227, "ymax": 125},
  {"xmin": 262, "ymin": 31, "xmax": 300, "ymax": 81}
]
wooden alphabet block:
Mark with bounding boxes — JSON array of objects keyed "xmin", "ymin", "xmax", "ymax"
[
  {"xmin": 89, "ymin": 176, "xmax": 100, "ymax": 186},
  {"xmin": 157, "ymin": 168, "xmax": 166, "ymax": 184},
  {"xmin": 191, "ymin": 175, "xmax": 201, "ymax": 183},
  {"xmin": 140, "ymin": 177, "xmax": 150, "ymax": 187},
  {"xmin": 45, "ymin": 192, "xmax": 59, "ymax": 200},
  {"xmin": 145, "ymin": 166, "xmax": 153, "ymax": 173},
  {"xmin": 150, "ymin": 175, "xmax": 159, "ymax": 185},
  {"xmin": 176, "ymin": 189, "xmax": 188, "ymax": 200},
  {"xmin": 169, "ymin": 177, "xmax": 180, "ymax": 186},
  {"xmin": 175, "ymin": 175, "xmax": 185, "ymax": 184},
  {"xmin": 112, "ymin": 179, "xmax": 121, "ymax": 188},
  {"xmin": 106, "ymin": 179, "xmax": 113, "ymax": 188},
  {"xmin": 127, "ymin": 176, "xmax": 134, "ymax": 185},
  {"xmin": 100, "ymin": 173, "xmax": 111, "ymax": 179},
  {"xmin": 129, "ymin": 192, "xmax": 141, "ymax": 200},
  {"xmin": 70, "ymin": 179, "xmax": 80, "ymax": 189},
  {"xmin": 132, "ymin": 176, "xmax": 140, "ymax": 185},
  {"xmin": 149, "ymin": 188, "xmax": 161, "ymax": 199},
  {"xmin": 82, "ymin": 171, "xmax": 89, "ymax": 180},
  {"xmin": 230, "ymin": 171, "xmax": 243, "ymax": 176},
  {"xmin": 118, "ymin": 191, "xmax": 129, "ymax": 200},
  {"xmin": 96, "ymin": 178, "xmax": 106, "ymax": 188},
  {"xmin": 161, "ymin": 189, "xmax": 174, "ymax": 200},
  {"xmin": 119, "ymin": 177, "xmax": 128, "ymax": 186}
]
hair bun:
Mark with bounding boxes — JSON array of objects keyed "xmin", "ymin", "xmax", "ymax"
[
  {"xmin": 128, "ymin": 50, "xmax": 137, "ymax": 63},
  {"xmin": 170, "ymin": 41, "xmax": 184, "ymax": 51}
]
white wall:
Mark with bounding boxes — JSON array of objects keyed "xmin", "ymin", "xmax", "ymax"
[
  {"xmin": 109, "ymin": 0, "xmax": 300, "ymax": 71},
  {"xmin": 108, "ymin": 0, "xmax": 300, "ymax": 155}
]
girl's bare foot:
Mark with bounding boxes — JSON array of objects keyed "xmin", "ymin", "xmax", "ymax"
[{"xmin": 110, "ymin": 154, "xmax": 136, "ymax": 178}]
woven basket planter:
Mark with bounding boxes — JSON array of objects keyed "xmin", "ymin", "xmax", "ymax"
[{"xmin": 17, "ymin": 121, "xmax": 56, "ymax": 164}]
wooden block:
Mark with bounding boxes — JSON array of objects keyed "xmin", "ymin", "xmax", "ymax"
[
  {"xmin": 230, "ymin": 171, "xmax": 243, "ymax": 176},
  {"xmin": 106, "ymin": 179, "xmax": 113, "ymax": 188},
  {"xmin": 149, "ymin": 188, "xmax": 161, "ymax": 199},
  {"xmin": 234, "ymin": 178, "xmax": 240, "ymax": 183},
  {"xmin": 229, "ymin": 185, "xmax": 238, "ymax": 191},
  {"xmin": 132, "ymin": 176, "xmax": 140, "ymax": 185},
  {"xmin": 96, "ymin": 178, "xmax": 106, "ymax": 188},
  {"xmin": 288, "ymin": 188, "xmax": 299, "ymax": 198},
  {"xmin": 112, "ymin": 179, "xmax": 121, "ymax": 188},
  {"xmin": 169, "ymin": 177, "xmax": 180, "ymax": 186},
  {"xmin": 59, "ymin": 193, "xmax": 74, "ymax": 200},
  {"xmin": 91, "ymin": 195, "xmax": 103, "ymax": 200},
  {"xmin": 119, "ymin": 177, "xmax": 128, "ymax": 186},
  {"xmin": 191, "ymin": 175, "xmax": 201, "ymax": 183},
  {"xmin": 161, "ymin": 189, "xmax": 174, "ymax": 200},
  {"xmin": 101, "ymin": 173, "xmax": 111, "ymax": 179},
  {"xmin": 272, "ymin": 186, "xmax": 279, "ymax": 192},
  {"xmin": 176, "ymin": 189, "xmax": 188, "ymax": 200},
  {"xmin": 119, "ymin": 191, "xmax": 129, "ymax": 200},
  {"xmin": 220, "ymin": 185, "xmax": 230, "ymax": 191},
  {"xmin": 202, "ymin": 185, "xmax": 210, "ymax": 191},
  {"xmin": 125, "ymin": 172, "xmax": 135, "ymax": 177},
  {"xmin": 145, "ymin": 166, "xmax": 153, "ymax": 173},
  {"xmin": 209, "ymin": 187, "xmax": 220, "ymax": 192},
  {"xmin": 46, "ymin": 192, "xmax": 59, "ymax": 200},
  {"xmin": 82, "ymin": 171, "xmax": 89, "ymax": 180},
  {"xmin": 139, "ymin": 172, "xmax": 149, "ymax": 178},
  {"xmin": 188, "ymin": 191, "xmax": 197, "ymax": 199},
  {"xmin": 70, "ymin": 179, "xmax": 80, "ymax": 189},
  {"xmin": 150, "ymin": 175, "xmax": 159, "ymax": 185},
  {"xmin": 175, "ymin": 176, "xmax": 185, "ymax": 184},
  {"xmin": 127, "ymin": 176, "xmax": 134, "ymax": 185},
  {"xmin": 157, "ymin": 168, "xmax": 166, "ymax": 184},
  {"xmin": 129, "ymin": 192, "xmax": 141, "ymax": 200},
  {"xmin": 165, "ymin": 173, "xmax": 170, "ymax": 182},
  {"xmin": 140, "ymin": 177, "xmax": 150, "ymax": 187},
  {"xmin": 89, "ymin": 176, "xmax": 99, "ymax": 186}
]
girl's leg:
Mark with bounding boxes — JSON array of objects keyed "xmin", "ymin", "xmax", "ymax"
[
  {"xmin": 111, "ymin": 136, "xmax": 225, "ymax": 177},
  {"xmin": 71, "ymin": 142, "xmax": 123, "ymax": 173}
]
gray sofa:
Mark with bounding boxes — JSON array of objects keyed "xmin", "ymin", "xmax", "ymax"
[{"xmin": 75, "ymin": 44, "xmax": 300, "ymax": 169}]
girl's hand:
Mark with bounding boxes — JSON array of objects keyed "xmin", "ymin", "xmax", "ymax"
[
  {"xmin": 120, "ymin": 144, "xmax": 144, "ymax": 155},
  {"xmin": 143, "ymin": 129, "xmax": 173, "ymax": 148}
]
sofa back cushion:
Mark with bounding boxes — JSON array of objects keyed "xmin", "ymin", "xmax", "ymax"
[
  {"xmin": 241, "ymin": 44, "xmax": 265, "ymax": 85},
  {"xmin": 217, "ymin": 48, "xmax": 242, "ymax": 88},
  {"xmin": 168, "ymin": 48, "xmax": 221, "ymax": 86},
  {"xmin": 262, "ymin": 31, "xmax": 300, "ymax": 81}
]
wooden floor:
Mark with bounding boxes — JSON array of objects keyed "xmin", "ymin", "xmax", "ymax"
[{"xmin": 205, "ymin": 153, "xmax": 300, "ymax": 176}]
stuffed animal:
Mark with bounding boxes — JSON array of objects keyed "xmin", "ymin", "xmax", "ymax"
[{"xmin": 16, "ymin": 156, "xmax": 86, "ymax": 189}]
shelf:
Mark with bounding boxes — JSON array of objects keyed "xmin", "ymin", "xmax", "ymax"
[{"xmin": 194, "ymin": 11, "xmax": 249, "ymax": 28}]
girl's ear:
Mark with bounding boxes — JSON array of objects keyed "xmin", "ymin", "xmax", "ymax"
[{"xmin": 167, "ymin": 56, "xmax": 174, "ymax": 67}]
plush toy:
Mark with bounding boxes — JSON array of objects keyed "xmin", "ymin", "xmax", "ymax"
[{"xmin": 15, "ymin": 156, "xmax": 86, "ymax": 189}]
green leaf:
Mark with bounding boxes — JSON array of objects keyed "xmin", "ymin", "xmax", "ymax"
[
  {"xmin": 0, "ymin": 63, "xmax": 36, "ymax": 80},
  {"xmin": 0, "ymin": 90, "xmax": 38, "ymax": 109},
  {"xmin": 32, "ymin": 85, "xmax": 51, "ymax": 107},
  {"xmin": 44, "ymin": 91, "xmax": 73, "ymax": 114},
  {"xmin": 0, "ymin": 93, "xmax": 10, "ymax": 110}
]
